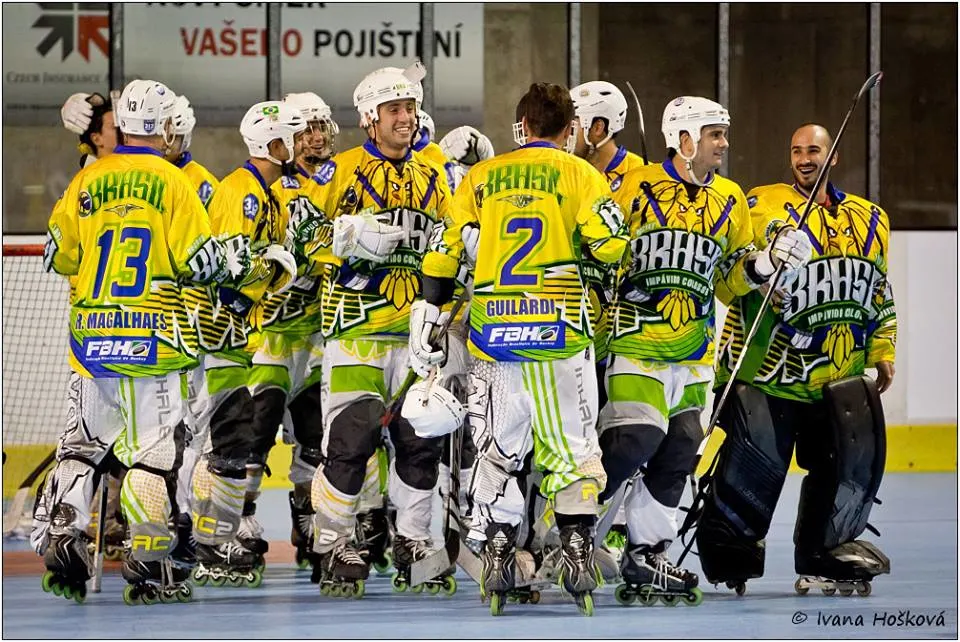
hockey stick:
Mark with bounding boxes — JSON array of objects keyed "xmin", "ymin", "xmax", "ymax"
[
  {"xmin": 624, "ymin": 81, "xmax": 649, "ymax": 164},
  {"xmin": 2, "ymin": 449, "xmax": 56, "ymax": 537},
  {"xmin": 676, "ymin": 70, "xmax": 884, "ymax": 565},
  {"xmin": 90, "ymin": 474, "xmax": 108, "ymax": 593},
  {"xmin": 379, "ymin": 289, "xmax": 469, "ymax": 429}
]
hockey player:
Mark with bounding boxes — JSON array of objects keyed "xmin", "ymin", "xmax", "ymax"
[
  {"xmin": 290, "ymin": 62, "xmax": 456, "ymax": 598},
  {"xmin": 697, "ymin": 122, "xmax": 895, "ymax": 596},
  {"xmin": 597, "ymin": 97, "xmax": 813, "ymax": 607},
  {"xmin": 60, "ymin": 92, "xmax": 119, "ymax": 168},
  {"xmin": 240, "ymin": 91, "xmax": 340, "ymax": 570},
  {"xmin": 41, "ymin": 79, "xmax": 245, "ymax": 604},
  {"xmin": 189, "ymin": 101, "xmax": 302, "ymax": 587},
  {"xmin": 166, "ymin": 95, "xmax": 220, "ymax": 207},
  {"xmin": 411, "ymin": 109, "xmax": 449, "ymax": 169},
  {"xmin": 420, "ymin": 82, "xmax": 630, "ymax": 616}
]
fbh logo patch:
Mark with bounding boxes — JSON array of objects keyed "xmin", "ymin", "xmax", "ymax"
[
  {"xmin": 82, "ymin": 336, "xmax": 157, "ymax": 365},
  {"xmin": 482, "ymin": 323, "xmax": 564, "ymax": 350},
  {"xmin": 32, "ymin": 3, "xmax": 109, "ymax": 62}
]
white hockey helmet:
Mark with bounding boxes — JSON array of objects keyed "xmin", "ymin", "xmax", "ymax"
[
  {"xmin": 240, "ymin": 101, "xmax": 307, "ymax": 165},
  {"xmin": 661, "ymin": 96, "xmax": 730, "ymax": 156},
  {"xmin": 401, "ymin": 374, "xmax": 466, "ymax": 439},
  {"xmin": 283, "ymin": 91, "xmax": 339, "ymax": 134},
  {"xmin": 353, "ymin": 60, "xmax": 426, "ymax": 128},
  {"xmin": 570, "ymin": 81, "xmax": 628, "ymax": 138},
  {"xmin": 116, "ymin": 79, "xmax": 176, "ymax": 143},
  {"xmin": 171, "ymin": 94, "xmax": 196, "ymax": 153},
  {"xmin": 418, "ymin": 109, "xmax": 436, "ymax": 141}
]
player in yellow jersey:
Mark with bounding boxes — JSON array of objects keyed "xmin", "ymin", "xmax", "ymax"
[
  {"xmin": 289, "ymin": 62, "xmax": 461, "ymax": 596},
  {"xmin": 238, "ymin": 91, "xmax": 340, "ymax": 568},
  {"xmin": 697, "ymin": 123, "xmax": 895, "ymax": 595},
  {"xmin": 60, "ymin": 91, "xmax": 120, "ymax": 168},
  {"xmin": 420, "ymin": 82, "xmax": 629, "ymax": 616},
  {"xmin": 42, "ymin": 79, "xmax": 246, "ymax": 604},
  {"xmin": 189, "ymin": 101, "xmax": 302, "ymax": 587},
  {"xmin": 596, "ymin": 97, "xmax": 812, "ymax": 605},
  {"xmin": 411, "ymin": 109, "xmax": 449, "ymax": 170},
  {"xmin": 167, "ymin": 95, "xmax": 219, "ymax": 208}
]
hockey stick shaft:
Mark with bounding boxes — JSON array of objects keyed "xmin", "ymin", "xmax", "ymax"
[
  {"xmin": 91, "ymin": 474, "xmax": 108, "ymax": 593},
  {"xmin": 624, "ymin": 82, "xmax": 649, "ymax": 164}
]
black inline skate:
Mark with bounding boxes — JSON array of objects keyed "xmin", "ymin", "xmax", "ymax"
[
  {"xmin": 316, "ymin": 541, "xmax": 368, "ymax": 598},
  {"xmin": 237, "ymin": 500, "xmax": 268, "ymax": 572},
  {"xmin": 193, "ymin": 540, "xmax": 264, "ymax": 588},
  {"xmin": 556, "ymin": 523, "xmax": 602, "ymax": 616},
  {"xmin": 41, "ymin": 530, "xmax": 92, "ymax": 604},
  {"xmin": 794, "ymin": 540, "xmax": 890, "ymax": 597},
  {"xmin": 121, "ymin": 554, "xmax": 194, "ymax": 605},
  {"xmin": 289, "ymin": 491, "xmax": 315, "ymax": 570},
  {"xmin": 355, "ymin": 507, "xmax": 393, "ymax": 574},
  {"xmin": 615, "ymin": 542, "xmax": 702, "ymax": 606},
  {"xmin": 390, "ymin": 535, "xmax": 457, "ymax": 596}
]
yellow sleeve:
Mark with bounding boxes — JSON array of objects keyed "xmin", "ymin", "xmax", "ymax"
[
  {"xmin": 714, "ymin": 186, "xmax": 763, "ymax": 305},
  {"xmin": 577, "ymin": 169, "xmax": 629, "ymax": 265},
  {"xmin": 298, "ymin": 163, "xmax": 344, "ymax": 277},
  {"xmin": 207, "ymin": 177, "xmax": 273, "ymax": 292},
  {"xmin": 866, "ymin": 208, "xmax": 897, "ymax": 365},
  {"xmin": 422, "ymin": 163, "xmax": 479, "ymax": 279},
  {"xmin": 44, "ymin": 177, "xmax": 82, "ymax": 276},
  {"xmin": 167, "ymin": 170, "xmax": 225, "ymax": 284}
]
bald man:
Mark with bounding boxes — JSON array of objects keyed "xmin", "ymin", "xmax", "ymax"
[{"xmin": 695, "ymin": 123, "xmax": 897, "ymax": 596}]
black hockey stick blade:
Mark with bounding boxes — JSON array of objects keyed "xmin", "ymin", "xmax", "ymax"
[{"xmin": 624, "ymin": 81, "xmax": 649, "ymax": 164}]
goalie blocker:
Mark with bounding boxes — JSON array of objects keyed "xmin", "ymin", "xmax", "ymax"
[{"xmin": 696, "ymin": 375, "xmax": 887, "ymax": 585}]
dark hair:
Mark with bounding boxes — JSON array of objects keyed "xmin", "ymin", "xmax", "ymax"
[
  {"xmin": 515, "ymin": 82, "xmax": 575, "ymax": 140},
  {"xmin": 79, "ymin": 93, "xmax": 113, "ymax": 150}
]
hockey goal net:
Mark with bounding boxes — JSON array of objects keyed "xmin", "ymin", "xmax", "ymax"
[{"xmin": 3, "ymin": 240, "xmax": 70, "ymax": 536}]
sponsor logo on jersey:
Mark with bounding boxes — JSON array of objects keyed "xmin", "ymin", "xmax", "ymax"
[
  {"xmin": 314, "ymin": 160, "xmax": 336, "ymax": 186},
  {"xmin": 280, "ymin": 175, "xmax": 299, "ymax": 189},
  {"xmin": 104, "ymin": 203, "xmax": 143, "ymax": 218},
  {"xmin": 631, "ymin": 229, "xmax": 723, "ymax": 300},
  {"xmin": 482, "ymin": 323, "xmax": 564, "ymax": 350},
  {"xmin": 81, "ymin": 336, "xmax": 157, "ymax": 365},
  {"xmin": 498, "ymin": 194, "xmax": 541, "ymax": 209},
  {"xmin": 781, "ymin": 256, "xmax": 878, "ymax": 327},
  {"xmin": 242, "ymin": 194, "xmax": 259, "ymax": 220},
  {"xmin": 78, "ymin": 191, "xmax": 93, "ymax": 217}
]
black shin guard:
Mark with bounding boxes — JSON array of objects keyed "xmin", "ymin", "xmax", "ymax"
[
  {"xmin": 696, "ymin": 384, "xmax": 793, "ymax": 584},
  {"xmin": 208, "ymin": 388, "xmax": 257, "ymax": 479},
  {"xmin": 323, "ymin": 398, "xmax": 384, "ymax": 496},
  {"xmin": 288, "ymin": 381, "xmax": 324, "ymax": 468},
  {"xmin": 597, "ymin": 424, "xmax": 665, "ymax": 504},
  {"xmin": 794, "ymin": 376, "xmax": 886, "ymax": 558},
  {"xmin": 250, "ymin": 388, "xmax": 288, "ymax": 464}
]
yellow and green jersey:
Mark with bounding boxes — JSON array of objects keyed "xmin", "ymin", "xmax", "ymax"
[
  {"xmin": 175, "ymin": 152, "xmax": 219, "ymax": 208},
  {"xmin": 609, "ymin": 159, "xmax": 762, "ymax": 366},
  {"xmin": 299, "ymin": 140, "xmax": 454, "ymax": 341},
  {"xmin": 715, "ymin": 182, "xmax": 898, "ymax": 402},
  {"xmin": 45, "ymin": 145, "xmax": 229, "ymax": 378},
  {"xmin": 423, "ymin": 141, "xmax": 629, "ymax": 362}
]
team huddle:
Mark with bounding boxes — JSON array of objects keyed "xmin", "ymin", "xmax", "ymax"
[{"xmin": 32, "ymin": 59, "xmax": 896, "ymax": 616}]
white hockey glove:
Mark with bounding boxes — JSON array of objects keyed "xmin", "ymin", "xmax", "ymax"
[
  {"xmin": 461, "ymin": 224, "xmax": 480, "ymax": 267},
  {"xmin": 263, "ymin": 244, "xmax": 298, "ymax": 295},
  {"xmin": 439, "ymin": 126, "xmax": 495, "ymax": 166},
  {"xmin": 754, "ymin": 226, "xmax": 813, "ymax": 279},
  {"xmin": 61, "ymin": 93, "xmax": 93, "ymax": 135},
  {"xmin": 409, "ymin": 300, "xmax": 450, "ymax": 378},
  {"xmin": 332, "ymin": 213, "xmax": 405, "ymax": 263}
]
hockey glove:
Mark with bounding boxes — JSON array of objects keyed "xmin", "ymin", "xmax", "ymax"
[
  {"xmin": 754, "ymin": 226, "xmax": 813, "ymax": 279},
  {"xmin": 461, "ymin": 224, "xmax": 480, "ymax": 267},
  {"xmin": 409, "ymin": 300, "xmax": 450, "ymax": 378},
  {"xmin": 439, "ymin": 126, "xmax": 495, "ymax": 166},
  {"xmin": 263, "ymin": 244, "xmax": 298, "ymax": 295},
  {"xmin": 332, "ymin": 213, "xmax": 405, "ymax": 263},
  {"xmin": 61, "ymin": 93, "xmax": 93, "ymax": 135}
]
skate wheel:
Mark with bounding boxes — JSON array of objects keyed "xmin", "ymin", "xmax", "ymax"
[
  {"xmin": 577, "ymin": 592, "xmax": 595, "ymax": 617},
  {"xmin": 63, "ymin": 585, "xmax": 74, "ymax": 600},
  {"xmin": 733, "ymin": 581, "xmax": 746, "ymax": 596},
  {"xmin": 683, "ymin": 587, "xmax": 703, "ymax": 606},
  {"xmin": 660, "ymin": 593, "xmax": 679, "ymax": 607},
  {"xmin": 177, "ymin": 586, "xmax": 193, "ymax": 603},
  {"xmin": 160, "ymin": 591, "xmax": 178, "ymax": 604},
  {"xmin": 247, "ymin": 568, "xmax": 263, "ymax": 589},
  {"xmin": 794, "ymin": 578, "xmax": 809, "ymax": 595},
  {"xmin": 391, "ymin": 573, "xmax": 406, "ymax": 593},
  {"xmin": 228, "ymin": 575, "xmax": 245, "ymax": 587},
  {"xmin": 123, "ymin": 585, "xmax": 139, "ymax": 606},
  {"xmin": 353, "ymin": 580, "xmax": 365, "ymax": 599},
  {"xmin": 529, "ymin": 591, "xmax": 541, "ymax": 605},
  {"xmin": 822, "ymin": 587, "xmax": 836, "ymax": 596},
  {"xmin": 319, "ymin": 584, "xmax": 330, "ymax": 596},
  {"xmin": 615, "ymin": 584, "xmax": 635, "ymax": 606},
  {"xmin": 441, "ymin": 576, "xmax": 457, "ymax": 596},
  {"xmin": 41, "ymin": 571, "xmax": 55, "ymax": 593},
  {"xmin": 637, "ymin": 587, "xmax": 657, "ymax": 606},
  {"xmin": 52, "ymin": 582, "xmax": 64, "ymax": 597},
  {"xmin": 411, "ymin": 582, "xmax": 424, "ymax": 594},
  {"xmin": 490, "ymin": 592, "xmax": 504, "ymax": 616},
  {"xmin": 73, "ymin": 588, "xmax": 86, "ymax": 604},
  {"xmin": 373, "ymin": 551, "xmax": 393, "ymax": 575},
  {"xmin": 210, "ymin": 576, "xmax": 227, "ymax": 587},
  {"xmin": 426, "ymin": 582, "xmax": 441, "ymax": 595},
  {"xmin": 192, "ymin": 568, "xmax": 208, "ymax": 586},
  {"xmin": 341, "ymin": 583, "xmax": 354, "ymax": 598},
  {"xmin": 856, "ymin": 582, "xmax": 872, "ymax": 597},
  {"xmin": 839, "ymin": 588, "xmax": 854, "ymax": 597},
  {"xmin": 141, "ymin": 591, "xmax": 159, "ymax": 606},
  {"xmin": 329, "ymin": 584, "xmax": 343, "ymax": 597},
  {"xmin": 296, "ymin": 554, "xmax": 312, "ymax": 570}
]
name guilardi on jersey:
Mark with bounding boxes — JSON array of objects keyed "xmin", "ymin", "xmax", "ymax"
[
  {"xmin": 630, "ymin": 228, "xmax": 723, "ymax": 300},
  {"xmin": 780, "ymin": 256, "xmax": 879, "ymax": 327}
]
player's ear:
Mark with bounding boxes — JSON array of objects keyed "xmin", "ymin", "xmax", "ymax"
[{"xmin": 829, "ymin": 152, "xmax": 839, "ymax": 168}]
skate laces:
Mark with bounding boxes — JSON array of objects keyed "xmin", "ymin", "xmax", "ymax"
[
  {"xmin": 334, "ymin": 544, "xmax": 366, "ymax": 566},
  {"xmin": 648, "ymin": 550, "xmax": 687, "ymax": 586},
  {"xmin": 220, "ymin": 540, "xmax": 251, "ymax": 562}
]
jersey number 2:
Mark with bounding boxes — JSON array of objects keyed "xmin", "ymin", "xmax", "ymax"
[
  {"xmin": 498, "ymin": 216, "xmax": 545, "ymax": 288},
  {"xmin": 91, "ymin": 226, "xmax": 152, "ymax": 300}
]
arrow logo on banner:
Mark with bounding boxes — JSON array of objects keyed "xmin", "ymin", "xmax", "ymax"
[{"xmin": 32, "ymin": 3, "xmax": 109, "ymax": 62}]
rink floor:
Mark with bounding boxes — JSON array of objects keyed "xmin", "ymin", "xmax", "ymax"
[{"xmin": 2, "ymin": 473, "xmax": 957, "ymax": 639}]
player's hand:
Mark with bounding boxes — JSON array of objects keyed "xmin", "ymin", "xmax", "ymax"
[
  {"xmin": 440, "ymin": 126, "xmax": 494, "ymax": 166},
  {"xmin": 333, "ymin": 213, "xmax": 405, "ymax": 263},
  {"xmin": 875, "ymin": 360, "xmax": 895, "ymax": 393},
  {"xmin": 409, "ymin": 300, "xmax": 449, "ymax": 378},
  {"xmin": 263, "ymin": 244, "xmax": 298, "ymax": 294},
  {"xmin": 755, "ymin": 226, "xmax": 813, "ymax": 278},
  {"xmin": 61, "ymin": 93, "xmax": 94, "ymax": 135},
  {"xmin": 461, "ymin": 224, "xmax": 480, "ymax": 266}
]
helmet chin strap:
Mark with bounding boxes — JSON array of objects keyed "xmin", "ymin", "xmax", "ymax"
[
  {"xmin": 586, "ymin": 132, "xmax": 614, "ymax": 157},
  {"xmin": 677, "ymin": 140, "xmax": 712, "ymax": 187}
]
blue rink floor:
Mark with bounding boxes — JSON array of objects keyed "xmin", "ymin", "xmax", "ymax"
[{"xmin": 3, "ymin": 473, "xmax": 957, "ymax": 639}]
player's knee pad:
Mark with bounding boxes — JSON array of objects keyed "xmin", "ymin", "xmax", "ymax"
[
  {"xmin": 794, "ymin": 376, "xmax": 886, "ymax": 552},
  {"xmin": 250, "ymin": 388, "xmax": 287, "ymax": 459},
  {"xmin": 207, "ymin": 387, "xmax": 256, "ymax": 477},
  {"xmin": 392, "ymin": 417, "xmax": 443, "ymax": 491},
  {"xmin": 642, "ymin": 410, "xmax": 703, "ymax": 508},
  {"xmin": 696, "ymin": 384, "xmax": 792, "ymax": 583},
  {"xmin": 597, "ymin": 423, "xmax": 664, "ymax": 503},
  {"xmin": 288, "ymin": 380, "xmax": 324, "ymax": 452},
  {"xmin": 554, "ymin": 471, "xmax": 604, "ymax": 517},
  {"xmin": 323, "ymin": 397, "xmax": 384, "ymax": 496},
  {"xmin": 122, "ymin": 467, "xmax": 176, "ymax": 561},
  {"xmin": 192, "ymin": 461, "xmax": 243, "ymax": 544}
]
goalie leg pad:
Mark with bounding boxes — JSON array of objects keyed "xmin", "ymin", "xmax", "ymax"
[
  {"xmin": 794, "ymin": 375, "xmax": 885, "ymax": 553},
  {"xmin": 696, "ymin": 384, "xmax": 795, "ymax": 584}
]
